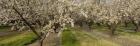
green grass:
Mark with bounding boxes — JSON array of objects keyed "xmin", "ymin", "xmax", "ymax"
[
  {"xmin": 0, "ymin": 32, "xmax": 37, "ymax": 46},
  {"xmin": 62, "ymin": 29, "xmax": 79, "ymax": 46},
  {"xmin": 0, "ymin": 26, "xmax": 10, "ymax": 32},
  {"xmin": 62, "ymin": 24, "xmax": 140, "ymax": 46},
  {"xmin": 0, "ymin": 32, "xmax": 21, "ymax": 41},
  {"xmin": 62, "ymin": 28, "xmax": 121, "ymax": 46},
  {"xmin": 76, "ymin": 31, "xmax": 120, "ymax": 46},
  {"xmin": 90, "ymin": 24, "xmax": 140, "ymax": 45}
]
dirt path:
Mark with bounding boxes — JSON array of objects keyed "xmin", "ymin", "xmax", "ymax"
[
  {"xmin": 0, "ymin": 32, "xmax": 10, "ymax": 36},
  {"xmin": 43, "ymin": 33, "xmax": 60, "ymax": 46},
  {"xmin": 28, "ymin": 31, "xmax": 62, "ymax": 46},
  {"xmin": 27, "ymin": 40, "xmax": 40, "ymax": 46},
  {"xmin": 0, "ymin": 31, "xmax": 22, "ymax": 37}
]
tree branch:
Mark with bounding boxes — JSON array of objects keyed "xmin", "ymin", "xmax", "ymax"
[{"xmin": 12, "ymin": 6, "xmax": 41, "ymax": 39}]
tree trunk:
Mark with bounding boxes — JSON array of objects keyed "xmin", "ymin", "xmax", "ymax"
[
  {"xmin": 134, "ymin": 24, "xmax": 140, "ymax": 32},
  {"xmin": 11, "ymin": 25, "xmax": 18, "ymax": 31},
  {"xmin": 40, "ymin": 32, "xmax": 48, "ymax": 46},
  {"xmin": 111, "ymin": 25, "xmax": 116, "ymax": 35},
  {"xmin": 107, "ymin": 23, "xmax": 117, "ymax": 35},
  {"xmin": 54, "ymin": 23, "xmax": 60, "ymax": 33},
  {"xmin": 13, "ymin": 6, "xmax": 41, "ymax": 39},
  {"xmin": 124, "ymin": 21, "xmax": 128, "ymax": 27},
  {"xmin": 96, "ymin": 23, "xmax": 101, "ymax": 26},
  {"xmin": 132, "ymin": 21, "xmax": 140, "ymax": 32}
]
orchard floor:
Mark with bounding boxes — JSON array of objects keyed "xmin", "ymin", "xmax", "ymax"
[
  {"xmin": 61, "ymin": 27, "xmax": 140, "ymax": 46},
  {"xmin": 0, "ymin": 26, "xmax": 37, "ymax": 46},
  {"xmin": 1, "ymin": 26, "xmax": 140, "ymax": 46}
]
